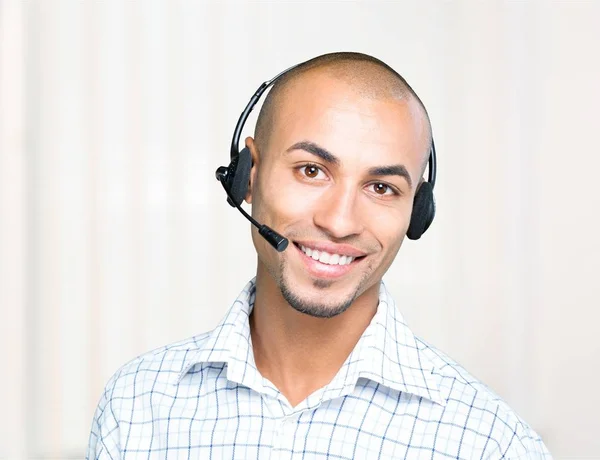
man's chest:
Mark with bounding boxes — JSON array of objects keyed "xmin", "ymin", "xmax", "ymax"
[{"xmin": 116, "ymin": 383, "xmax": 491, "ymax": 459}]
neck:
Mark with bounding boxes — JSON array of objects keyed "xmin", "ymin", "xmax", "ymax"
[{"xmin": 249, "ymin": 262, "xmax": 380, "ymax": 407}]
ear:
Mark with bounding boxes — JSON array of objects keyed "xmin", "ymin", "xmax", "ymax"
[{"xmin": 244, "ymin": 136, "xmax": 260, "ymax": 204}]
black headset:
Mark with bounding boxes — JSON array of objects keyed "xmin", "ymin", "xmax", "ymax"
[{"xmin": 215, "ymin": 59, "xmax": 437, "ymax": 252}]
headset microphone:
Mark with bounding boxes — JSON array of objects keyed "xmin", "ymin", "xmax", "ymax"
[{"xmin": 215, "ymin": 166, "xmax": 289, "ymax": 252}]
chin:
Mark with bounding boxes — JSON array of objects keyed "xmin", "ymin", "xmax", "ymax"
[
  {"xmin": 278, "ymin": 268, "xmax": 369, "ymax": 319},
  {"xmin": 280, "ymin": 283, "xmax": 355, "ymax": 318}
]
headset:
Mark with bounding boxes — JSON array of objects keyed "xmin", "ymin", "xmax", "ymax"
[{"xmin": 215, "ymin": 58, "xmax": 437, "ymax": 253}]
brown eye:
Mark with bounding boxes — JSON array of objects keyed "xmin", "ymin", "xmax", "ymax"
[
  {"xmin": 304, "ymin": 165, "xmax": 319, "ymax": 178},
  {"xmin": 373, "ymin": 183, "xmax": 389, "ymax": 195}
]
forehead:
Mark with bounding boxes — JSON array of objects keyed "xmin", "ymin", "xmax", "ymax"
[{"xmin": 268, "ymin": 73, "xmax": 429, "ymax": 171}]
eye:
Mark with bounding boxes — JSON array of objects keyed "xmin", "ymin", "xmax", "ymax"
[
  {"xmin": 299, "ymin": 163, "xmax": 326, "ymax": 180},
  {"xmin": 368, "ymin": 182, "xmax": 397, "ymax": 196}
]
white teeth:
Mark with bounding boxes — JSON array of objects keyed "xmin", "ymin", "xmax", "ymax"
[{"xmin": 299, "ymin": 245, "xmax": 356, "ymax": 266}]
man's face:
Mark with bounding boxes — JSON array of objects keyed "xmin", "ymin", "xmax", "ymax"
[{"xmin": 248, "ymin": 72, "xmax": 429, "ymax": 318}]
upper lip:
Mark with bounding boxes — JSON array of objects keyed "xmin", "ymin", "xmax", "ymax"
[{"xmin": 294, "ymin": 240, "xmax": 367, "ymax": 258}]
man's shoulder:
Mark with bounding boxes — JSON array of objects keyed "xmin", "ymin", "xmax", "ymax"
[
  {"xmin": 100, "ymin": 331, "xmax": 213, "ymax": 400},
  {"xmin": 415, "ymin": 336, "xmax": 503, "ymax": 402},
  {"xmin": 87, "ymin": 331, "xmax": 221, "ymax": 457},
  {"xmin": 414, "ymin": 336, "xmax": 551, "ymax": 458}
]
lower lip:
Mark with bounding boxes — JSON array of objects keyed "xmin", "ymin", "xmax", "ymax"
[{"xmin": 294, "ymin": 243, "xmax": 363, "ymax": 280}]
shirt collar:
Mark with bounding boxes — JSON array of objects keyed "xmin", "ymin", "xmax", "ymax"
[
  {"xmin": 176, "ymin": 278, "xmax": 445, "ymax": 407},
  {"xmin": 175, "ymin": 279, "xmax": 273, "ymax": 396},
  {"xmin": 327, "ymin": 281, "xmax": 446, "ymax": 406}
]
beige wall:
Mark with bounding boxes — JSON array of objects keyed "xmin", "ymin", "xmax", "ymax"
[{"xmin": 1, "ymin": 1, "xmax": 599, "ymax": 458}]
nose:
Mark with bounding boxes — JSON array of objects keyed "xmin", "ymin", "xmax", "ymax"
[{"xmin": 313, "ymin": 183, "xmax": 365, "ymax": 239}]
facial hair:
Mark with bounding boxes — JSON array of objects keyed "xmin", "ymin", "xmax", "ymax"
[{"xmin": 273, "ymin": 257, "xmax": 370, "ymax": 319}]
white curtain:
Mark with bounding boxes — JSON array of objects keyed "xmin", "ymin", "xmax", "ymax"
[{"xmin": 1, "ymin": 1, "xmax": 599, "ymax": 458}]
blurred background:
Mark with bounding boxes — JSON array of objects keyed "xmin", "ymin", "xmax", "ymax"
[{"xmin": 1, "ymin": 0, "xmax": 599, "ymax": 458}]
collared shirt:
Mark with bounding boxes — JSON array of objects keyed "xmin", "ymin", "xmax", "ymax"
[{"xmin": 87, "ymin": 278, "xmax": 552, "ymax": 459}]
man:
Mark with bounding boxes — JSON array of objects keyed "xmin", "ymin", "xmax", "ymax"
[{"xmin": 87, "ymin": 53, "xmax": 551, "ymax": 459}]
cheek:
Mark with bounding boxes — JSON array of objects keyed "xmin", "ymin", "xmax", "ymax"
[
  {"xmin": 372, "ymin": 227, "xmax": 405, "ymax": 276},
  {"xmin": 362, "ymin": 204, "xmax": 411, "ymax": 270},
  {"xmin": 256, "ymin": 170, "xmax": 323, "ymax": 222},
  {"xmin": 363, "ymin": 200, "xmax": 412, "ymax": 238},
  {"xmin": 251, "ymin": 180, "xmax": 296, "ymax": 235},
  {"xmin": 379, "ymin": 228, "xmax": 405, "ymax": 260}
]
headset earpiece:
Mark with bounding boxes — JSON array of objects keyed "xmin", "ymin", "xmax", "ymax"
[
  {"xmin": 406, "ymin": 181, "xmax": 435, "ymax": 240},
  {"xmin": 223, "ymin": 147, "xmax": 252, "ymax": 207}
]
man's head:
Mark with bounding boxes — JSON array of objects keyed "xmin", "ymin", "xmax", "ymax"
[{"xmin": 245, "ymin": 52, "xmax": 432, "ymax": 318}]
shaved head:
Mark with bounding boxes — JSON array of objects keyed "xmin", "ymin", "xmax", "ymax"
[{"xmin": 254, "ymin": 52, "xmax": 432, "ymax": 172}]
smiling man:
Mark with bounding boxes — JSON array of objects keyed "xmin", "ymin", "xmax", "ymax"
[{"xmin": 87, "ymin": 53, "xmax": 552, "ymax": 459}]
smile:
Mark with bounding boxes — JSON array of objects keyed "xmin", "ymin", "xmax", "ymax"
[
  {"xmin": 298, "ymin": 244, "xmax": 355, "ymax": 266},
  {"xmin": 293, "ymin": 242, "xmax": 366, "ymax": 280}
]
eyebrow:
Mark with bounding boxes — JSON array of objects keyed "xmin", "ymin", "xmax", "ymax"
[
  {"xmin": 285, "ymin": 140, "xmax": 413, "ymax": 188},
  {"xmin": 367, "ymin": 165, "xmax": 412, "ymax": 188},
  {"xmin": 285, "ymin": 141, "xmax": 340, "ymax": 166}
]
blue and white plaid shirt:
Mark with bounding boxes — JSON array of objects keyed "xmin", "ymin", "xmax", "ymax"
[{"xmin": 87, "ymin": 278, "xmax": 551, "ymax": 459}]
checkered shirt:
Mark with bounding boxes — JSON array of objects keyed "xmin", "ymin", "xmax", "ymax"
[{"xmin": 87, "ymin": 278, "xmax": 552, "ymax": 459}]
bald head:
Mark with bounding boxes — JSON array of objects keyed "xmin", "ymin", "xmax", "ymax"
[{"xmin": 254, "ymin": 52, "xmax": 432, "ymax": 171}]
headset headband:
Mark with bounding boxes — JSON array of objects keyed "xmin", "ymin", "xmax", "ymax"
[{"xmin": 229, "ymin": 62, "xmax": 437, "ymax": 188}]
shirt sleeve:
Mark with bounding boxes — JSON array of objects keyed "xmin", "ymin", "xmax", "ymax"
[
  {"xmin": 501, "ymin": 422, "xmax": 553, "ymax": 459},
  {"xmin": 86, "ymin": 374, "xmax": 122, "ymax": 460}
]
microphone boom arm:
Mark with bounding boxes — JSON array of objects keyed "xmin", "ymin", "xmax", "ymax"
[{"xmin": 215, "ymin": 168, "xmax": 289, "ymax": 252}]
